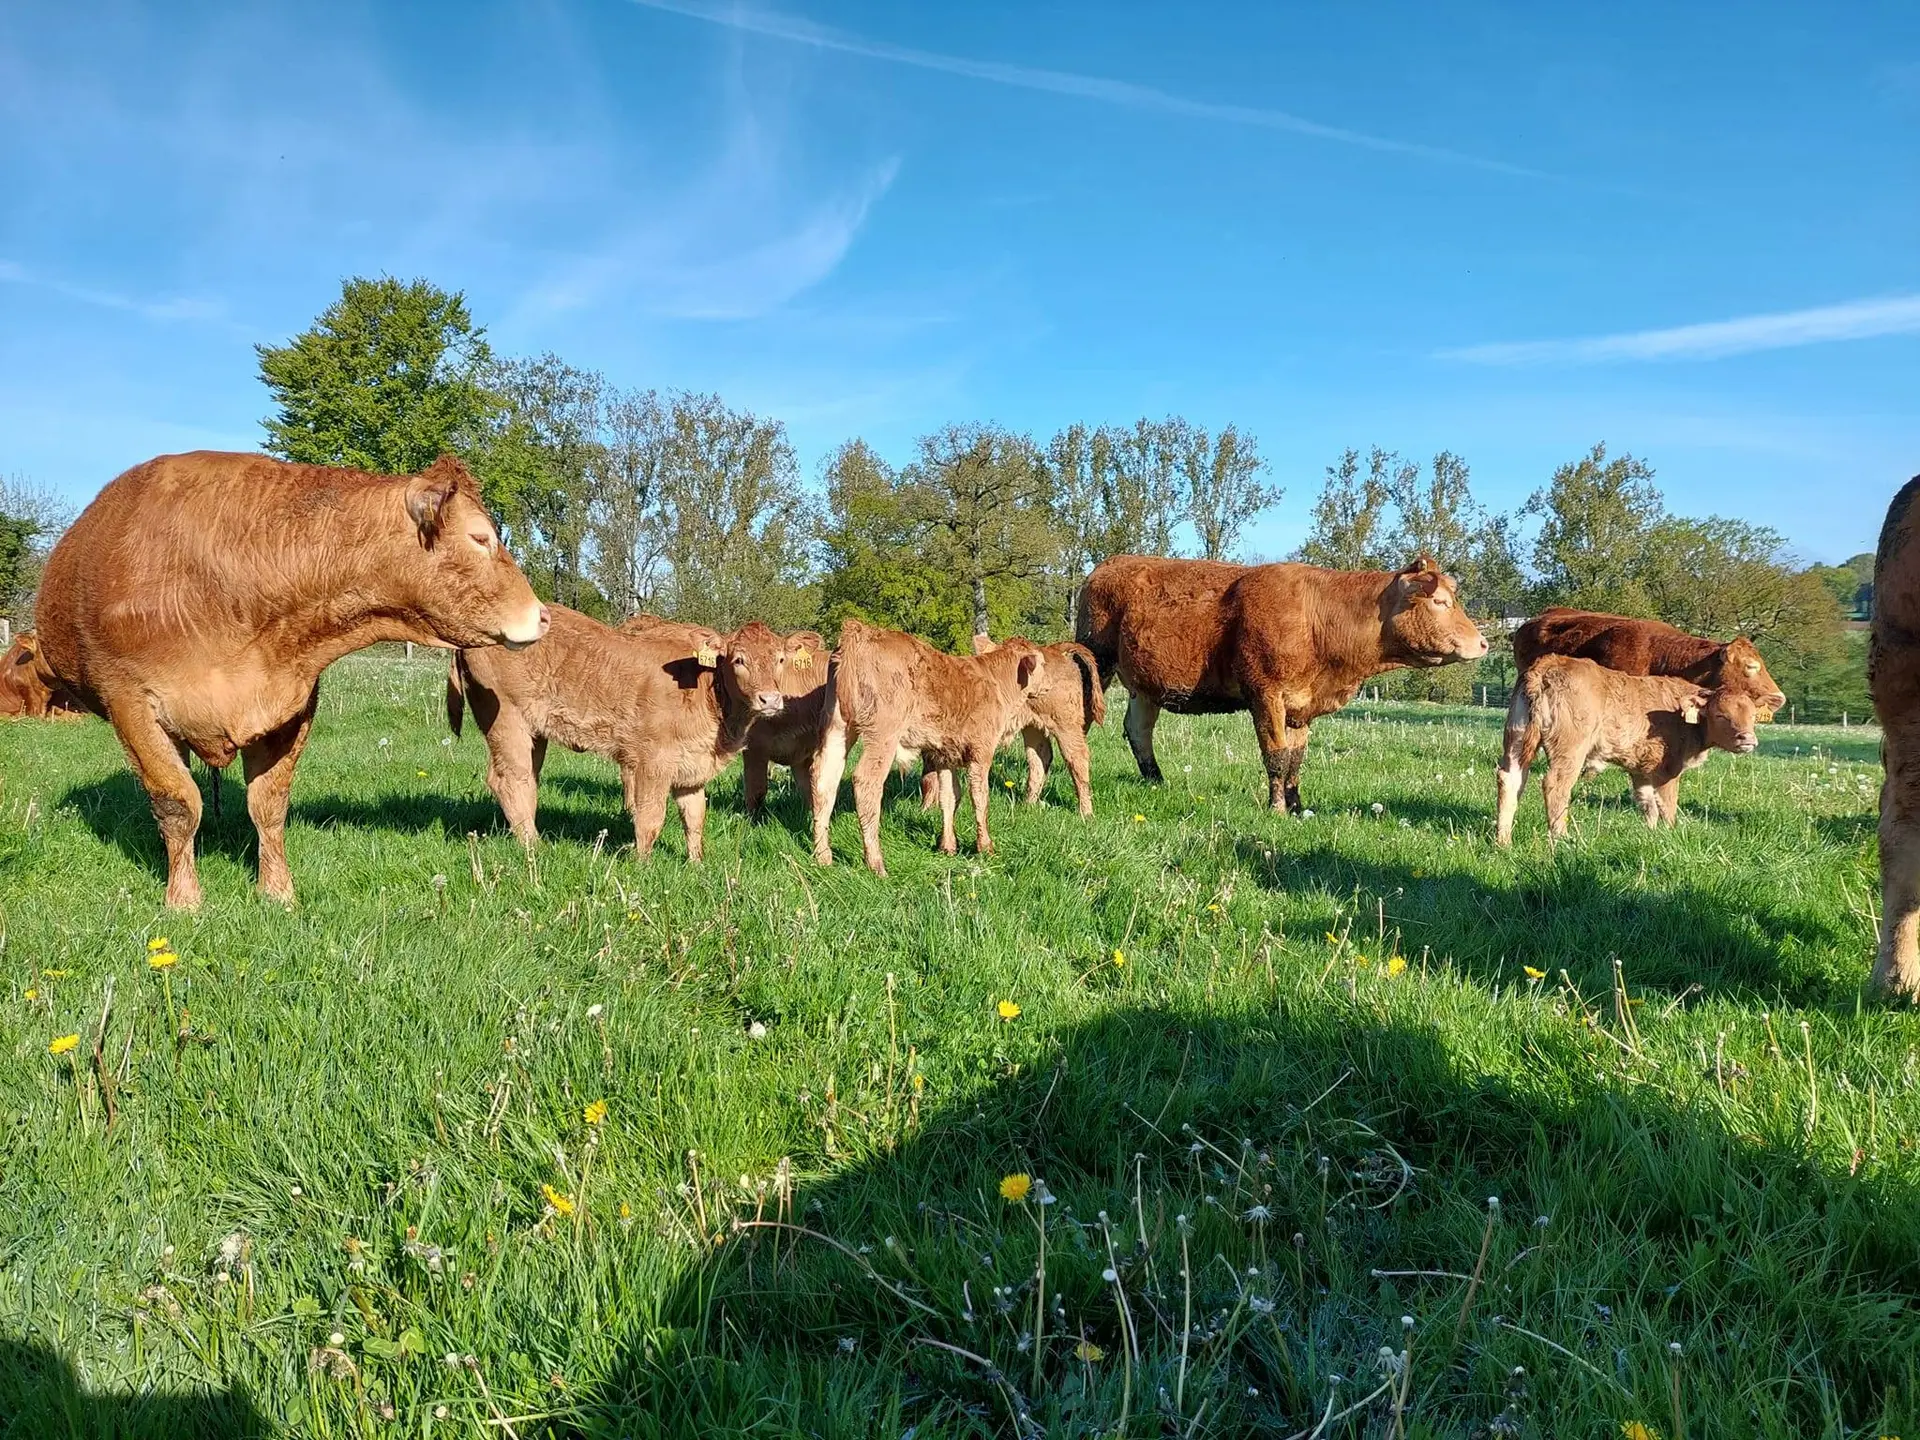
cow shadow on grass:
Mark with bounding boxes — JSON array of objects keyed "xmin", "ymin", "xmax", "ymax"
[
  {"xmin": 56, "ymin": 770, "xmax": 262, "ymax": 885},
  {"xmin": 1234, "ymin": 836, "xmax": 1864, "ymax": 1004},
  {"xmin": 0, "ymin": 1338, "xmax": 269, "ymax": 1439},
  {"xmin": 572, "ymin": 1003, "xmax": 1920, "ymax": 1438}
]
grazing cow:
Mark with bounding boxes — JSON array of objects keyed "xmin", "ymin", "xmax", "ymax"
[
  {"xmin": 451, "ymin": 606, "xmax": 790, "ymax": 860},
  {"xmin": 0, "ymin": 631, "xmax": 85, "ymax": 720},
  {"xmin": 810, "ymin": 618, "xmax": 1044, "ymax": 873},
  {"xmin": 1513, "ymin": 608, "xmax": 1785, "ymax": 707},
  {"xmin": 35, "ymin": 451, "xmax": 548, "ymax": 908},
  {"xmin": 1077, "ymin": 554, "xmax": 1488, "ymax": 812},
  {"xmin": 1871, "ymin": 473, "xmax": 1920, "ymax": 1000},
  {"xmin": 917, "ymin": 634, "xmax": 1106, "ymax": 815},
  {"xmin": 1494, "ymin": 654, "xmax": 1762, "ymax": 845}
]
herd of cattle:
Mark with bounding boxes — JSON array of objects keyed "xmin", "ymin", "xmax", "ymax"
[{"xmin": 3, "ymin": 450, "xmax": 1918, "ymax": 1001}]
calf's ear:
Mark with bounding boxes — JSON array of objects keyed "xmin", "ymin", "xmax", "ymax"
[
  {"xmin": 1016, "ymin": 652, "xmax": 1039, "ymax": 688},
  {"xmin": 405, "ymin": 456, "xmax": 466, "ymax": 544},
  {"xmin": 971, "ymin": 633, "xmax": 997, "ymax": 655},
  {"xmin": 1680, "ymin": 691, "xmax": 1709, "ymax": 725}
]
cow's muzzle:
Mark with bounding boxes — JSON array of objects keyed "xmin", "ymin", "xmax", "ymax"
[{"xmin": 754, "ymin": 692, "xmax": 787, "ymax": 717}]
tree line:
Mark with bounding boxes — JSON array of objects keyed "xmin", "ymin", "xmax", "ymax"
[{"xmin": 0, "ymin": 274, "xmax": 1871, "ymax": 719}]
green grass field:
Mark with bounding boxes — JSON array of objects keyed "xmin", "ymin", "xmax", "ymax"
[{"xmin": 2, "ymin": 651, "xmax": 1914, "ymax": 1439}]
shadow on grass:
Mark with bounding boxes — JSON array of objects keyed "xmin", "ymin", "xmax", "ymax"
[
  {"xmin": 1237, "ymin": 838, "xmax": 1861, "ymax": 1004},
  {"xmin": 573, "ymin": 1004, "xmax": 1920, "ymax": 1438},
  {"xmin": 0, "ymin": 1338, "xmax": 267, "ymax": 1440}
]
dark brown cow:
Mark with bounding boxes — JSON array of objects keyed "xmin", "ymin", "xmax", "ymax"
[
  {"xmin": 452, "ymin": 607, "xmax": 789, "ymax": 861},
  {"xmin": 1494, "ymin": 655, "xmax": 1762, "ymax": 845},
  {"xmin": 1077, "ymin": 554, "xmax": 1488, "ymax": 811},
  {"xmin": 810, "ymin": 618, "xmax": 1044, "ymax": 873},
  {"xmin": 1513, "ymin": 608, "xmax": 1786, "ymax": 707},
  {"xmin": 35, "ymin": 451, "xmax": 548, "ymax": 908},
  {"xmin": 916, "ymin": 634, "xmax": 1106, "ymax": 815},
  {"xmin": 0, "ymin": 631, "xmax": 85, "ymax": 720},
  {"xmin": 1871, "ymin": 473, "xmax": 1920, "ymax": 1000}
]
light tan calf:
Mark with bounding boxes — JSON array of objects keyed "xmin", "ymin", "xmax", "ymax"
[
  {"xmin": 811, "ymin": 618, "xmax": 1044, "ymax": 874},
  {"xmin": 1494, "ymin": 654, "xmax": 1761, "ymax": 845},
  {"xmin": 451, "ymin": 607, "xmax": 789, "ymax": 861}
]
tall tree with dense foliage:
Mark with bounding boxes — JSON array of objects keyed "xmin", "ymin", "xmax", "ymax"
[
  {"xmin": 815, "ymin": 440, "xmax": 967, "ymax": 642},
  {"xmin": 586, "ymin": 386, "xmax": 671, "ymax": 619},
  {"xmin": 906, "ymin": 423, "xmax": 1058, "ymax": 641},
  {"xmin": 1297, "ymin": 448, "xmax": 1399, "ymax": 569},
  {"xmin": 256, "ymin": 276, "xmax": 497, "ymax": 475},
  {"xmin": 1524, "ymin": 443, "xmax": 1665, "ymax": 614},
  {"xmin": 0, "ymin": 475, "xmax": 70, "ymax": 624},
  {"xmin": 1180, "ymin": 422, "xmax": 1279, "ymax": 561}
]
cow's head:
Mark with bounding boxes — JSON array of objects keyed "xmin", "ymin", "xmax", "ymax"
[
  {"xmin": 1382, "ymin": 557, "xmax": 1489, "ymax": 665},
  {"xmin": 1721, "ymin": 637, "xmax": 1786, "ymax": 719},
  {"xmin": 701, "ymin": 621, "xmax": 789, "ymax": 719},
  {"xmin": 0, "ymin": 631, "xmax": 57, "ymax": 719},
  {"xmin": 403, "ymin": 456, "xmax": 549, "ymax": 650},
  {"xmin": 1685, "ymin": 685, "xmax": 1761, "ymax": 755}
]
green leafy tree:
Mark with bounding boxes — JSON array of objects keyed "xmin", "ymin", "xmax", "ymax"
[
  {"xmin": 1297, "ymin": 448, "xmax": 1400, "ymax": 569},
  {"xmin": 585, "ymin": 387, "xmax": 671, "ymax": 619},
  {"xmin": 905, "ymin": 424, "xmax": 1059, "ymax": 643},
  {"xmin": 1180, "ymin": 422, "xmax": 1280, "ymax": 561},
  {"xmin": 1524, "ymin": 443, "xmax": 1664, "ymax": 614},
  {"xmin": 256, "ymin": 276, "xmax": 497, "ymax": 475},
  {"xmin": 815, "ymin": 440, "xmax": 968, "ymax": 643},
  {"xmin": 0, "ymin": 475, "xmax": 70, "ymax": 624}
]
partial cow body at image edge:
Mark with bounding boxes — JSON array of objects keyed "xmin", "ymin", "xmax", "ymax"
[
  {"xmin": 1871, "ymin": 473, "xmax": 1920, "ymax": 1001},
  {"xmin": 451, "ymin": 608, "xmax": 790, "ymax": 861},
  {"xmin": 0, "ymin": 631, "xmax": 86, "ymax": 720},
  {"xmin": 33, "ymin": 450, "xmax": 549, "ymax": 908},
  {"xmin": 811, "ymin": 618, "xmax": 1045, "ymax": 874},
  {"xmin": 1514, "ymin": 608, "xmax": 1786, "ymax": 707},
  {"xmin": 917, "ymin": 633, "xmax": 1106, "ymax": 816},
  {"xmin": 1494, "ymin": 654, "xmax": 1762, "ymax": 846},
  {"xmin": 1076, "ymin": 554, "xmax": 1487, "ymax": 811}
]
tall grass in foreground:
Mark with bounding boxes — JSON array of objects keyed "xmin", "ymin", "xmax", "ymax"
[{"xmin": 0, "ymin": 654, "xmax": 1913, "ymax": 1438}]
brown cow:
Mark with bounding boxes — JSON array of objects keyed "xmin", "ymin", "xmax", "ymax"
[
  {"xmin": 0, "ymin": 631, "xmax": 85, "ymax": 720},
  {"xmin": 1513, "ymin": 608, "xmax": 1786, "ymax": 707},
  {"xmin": 916, "ymin": 634, "xmax": 1106, "ymax": 815},
  {"xmin": 35, "ymin": 451, "xmax": 548, "ymax": 908},
  {"xmin": 1870, "ymin": 473, "xmax": 1920, "ymax": 1000},
  {"xmin": 1494, "ymin": 654, "xmax": 1762, "ymax": 845},
  {"xmin": 810, "ymin": 618, "xmax": 1044, "ymax": 873},
  {"xmin": 451, "ymin": 606, "xmax": 790, "ymax": 860},
  {"xmin": 1077, "ymin": 554, "xmax": 1488, "ymax": 812}
]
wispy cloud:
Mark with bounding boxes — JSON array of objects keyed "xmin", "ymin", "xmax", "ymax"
[
  {"xmin": 0, "ymin": 258, "xmax": 230, "ymax": 325},
  {"xmin": 1440, "ymin": 294, "xmax": 1920, "ymax": 366},
  {"xmin": 629, "ymin": 0, "xmax": 1549, "ymax": 180}
]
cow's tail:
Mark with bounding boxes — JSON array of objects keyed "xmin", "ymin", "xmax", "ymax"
[
  {"xmin": 446, "ymin": 654, "xmax": 468, "ymax": 738},
  {"xmin": 1073, "ymin": 580, "xmax": 1121, "ymax": 691},
  {"xmin": 1505, "ymin": 666, "xmax": 1550, "ymax": 770},
  {"xmin": 1061, "ymin": 642, "xmax": 1106, "ymax": 728}
]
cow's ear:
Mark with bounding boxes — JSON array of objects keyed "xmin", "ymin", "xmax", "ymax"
[
  {"xmin": 1016, "ymin": 652, "xmax": 1039, "ymax": 688},
  {"xmin": 1397, "ymin": 564, "xmax": 1442, "ymax": 598},
  {"xmin": 1680, "ymin": 691, "xmax": 1709, "ymax": 725},
  {"xmin": 972, "ymin": 633, "xmax": 997, "ymax": 655},
  {"xmin": 691, "ymin": 631, "xmax": 723, "ymax": 669},
  {"xmin": 405, "ymin": 456, "xmax": 466, "ymax": 543}
]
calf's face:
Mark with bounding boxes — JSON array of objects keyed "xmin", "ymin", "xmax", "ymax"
[
  {"xmin": 1384, "ymin": 558, "xmax": 1489, "ymax": 665},
  {"xmin": 718, "ymin": 621, "xmax": 790, "ymax": 718},
  {"xmin": 405, "ymin": 459, "xmax": 550, "ymax": 650},
  {"xmin": 1688, "ymin": 687, "xmax": 1760, "ymax": 755}
]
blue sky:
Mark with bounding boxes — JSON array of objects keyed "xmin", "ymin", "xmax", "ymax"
[{"xmin": 2, "ymin": 2, "xmax": 1915, "ymax": 563}]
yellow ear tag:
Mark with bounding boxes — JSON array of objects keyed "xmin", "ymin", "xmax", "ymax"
[
  {"xmin": 792, "ymin": 645, "xmax": 813, "ymax": 669},
  {"xmin": 697, "ymin": 643, "xmax": 718, "ymax": 667}
]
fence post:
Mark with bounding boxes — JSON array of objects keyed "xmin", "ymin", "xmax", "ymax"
[
  {"xmin": 0, "ymin": 617, "xmax": 10, "ymax": 647},
  {"xmin": 1842, "ymin": 711, "xmax": 1848, "ymax": 728},
  {"xmin": 405, "ymin": 641, "xmax": 414, "ymax": 661}
]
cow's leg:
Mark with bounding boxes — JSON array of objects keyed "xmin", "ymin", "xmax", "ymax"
[
  {"xmin": 919, "ymin": 767, "xmax": 940, "ymax": 811},
  {"xmin": 935, "ymin": 767, "xmax": 959, "ymax": 854},
  {"xmin": 742, "ymin": 747, "xmax": 770, "ymax": 818},
  {"xmin": 791, "ymin": 757, "xmax": 814, "ymax": 816},
  {"xmin": 1124, "ymin": 693, "xmax": 1163, "ymax": 782},
  {"xmin": 1248, "ymin": 692, "xmax": 1292, "ymax": 811},
  {"xmin": 530, "ymin": 736, "xmax": 549, "ymax": 782},
  {"xmin": 1279, "ymin": 718, "xmax": 1311, "ymax": 815},
  {"xmin": 1542, "ymin": 746, "xmax": 1588, "ymax": 840},
  {"xmin": 1494, "ymin": 718, "xmax": 1539, "ymax": 847},
  {"xmin": 967, "ymin": 758, "xmax": 996, "ymax": 856},
  {"xmin": 1024, "ymin": 726, "xmax": 1053, "ymax": 805},
  {"xmin": 810, "ymin": 718, "xmax": 849, "ymax": 866},
  {"xmin": 240, "ymin": 685, "xmax": 319, "ymax": 905},
  {"xmin": 674, "ymin": 786, "xmax": 709, "ymax": 864},
  {"xmin": 850, "ymin": 728, "xmax": 899, "ymax": 875},
  {"xmin": 1630, "ymin": 780, "xmax": 1663, "ymax": 828},
  {"xmin": 110, "ymin": 699, "xmax": 204, "ymax": 910},
  {"xmin": 624, "ymin": 766, "xmax": 671, "ymax": 859},
  {"xmin": 483, "ymin": 718, "xmax": 542, "ymax": 848},
  {"xmin": 1876, "ymin": 724, "xmax": 1920, "ymax": 999},
  {"xmin": 1058, "ymin": 726, "xmax": 1095, "ymax": 817},
  {"xmin": 1657, "ymin": 778, "xmax": 1681, "ymax": 827}
]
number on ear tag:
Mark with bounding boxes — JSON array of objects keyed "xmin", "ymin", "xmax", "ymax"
[
  {"xmin": 792, "ymin": 645, "xmax": 813, "ymax": 669},
  {"xmin": 697, "ymin": 643, "xmax": 718, "ymax": 667}
]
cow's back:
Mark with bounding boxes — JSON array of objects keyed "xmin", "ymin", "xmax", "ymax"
[
  {"xmin": 1079, "ymin": 555, "xmax": 1243, "ymax": 702},
  {"xmin": 1873, "ymin": 475, "xmax": 1920, "ymax": 722},
  {"xmin": 1515, "ymin": 608, "xmax": 1721, "ymax": 683}
]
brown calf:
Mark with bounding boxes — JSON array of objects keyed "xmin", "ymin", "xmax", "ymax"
[
  {"xmin": 1870, "ymin": 474, "xmax": 1920, "ymax": 999},
  {"xmin": 451, "ymin": 606, "xmax": 789, "ymax": 860},
  {"xmin": 1078, "ymin": 554, "xmax": 1487, "ymax": 812},
  {"xmin": 35, "ymin": 451, "xmax": 548, "ymax": 908},
  {"xmin": 810, "ymin": 618, "xmax": 1044, "ymax": 873},
  {"xmin": 1514, "ymin": 608, "xmax": 1785, "ymax": 708},
  {"xmin": 917, "ymin": 634, "xmax": 1106, "ymax": 815},
  {"xmin": 0, "ymin": 631, "xmax": 85, "ymax": 720},
  {"xmin": 1494, "ymin": 655, "xmax": 1762, "ymax": 845}
]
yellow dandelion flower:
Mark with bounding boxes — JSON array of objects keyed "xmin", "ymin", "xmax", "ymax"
[
  {"xmin": 542, "ymin": 1184, "xmax": 575, "ymax": 1217},
  {"xmin": 147, "ymin": 937, "xmax": 170, "ymax": 952},
  {"xmin": 618, "ymin": 1202, "xmax": 632, "ymax": 1220},
  {"xmin": 1003, "ymin": 779, "xmax": 1014, "ymax": 789},
  {"xmin": 583, "ymin": 1099, "xmax": 608, "ymax": 1126},
  {"xmin": 996, "ymin": 999, "xmax": 1021, "ymax": 1021},
  {"xmin": 1074, "ymin": 1340, "xmax": 1105, "ymax": 1362},
  {"xmin": 1206, "ymin": 903, "xmax": 1221, "ymax": 913},
  {"xmin": 49, "ymin": 1034, "xmax": 80, "ymax": 1056},
  {"xmin": 42, "ymin": 969, "xmax": 69, "ymax": 978},
  {"xmin": 1325, "ymin": 931, "xmax": 1339, "ymax": 945},
  {"xmin": 1111, "ymin": 949, "xmax": 1125, "ymax": 967},
  {"xmin": 1386, "ymin": 956, "xmax": 1408, "ymax": 977},
  {"xmin": 1131, "ymin": 814, "xmax": 1145, "ymax": 823},
  {"xmin": 149, "ymin": 950, "xmax": 178, "ymax": 971},
  {"xmin": 1523, "ymin": 965, "xmax": 1547, "ymax": 981},
  {"xmin": 1620, "ymin": 1424, "xmax": 1660, "ymax": 1440},
  {"xmin": 999, "ymin": 1173, "xmax": 1032, "ymax": 1203},
  {"xmin": 416, "ymin": 769, "xmax": 429, "ymax": 778},
  {"xmin": 24, "ymin": 988, "xmax": 38, "ymax": 1002}
]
